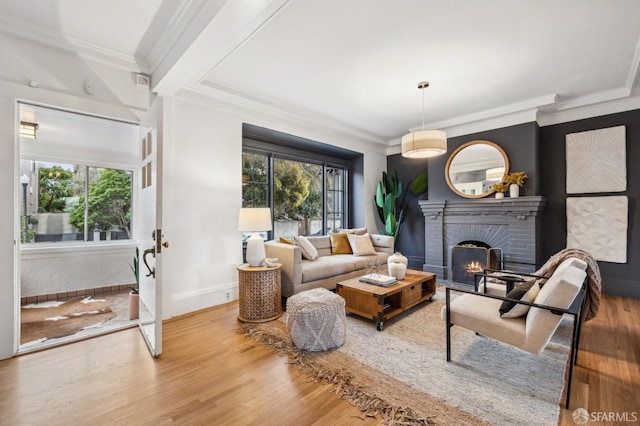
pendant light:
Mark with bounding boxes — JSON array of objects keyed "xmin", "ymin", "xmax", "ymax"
[{"xmin": 401, "ymin": 82, "xmax": 447, "ymax": 158}]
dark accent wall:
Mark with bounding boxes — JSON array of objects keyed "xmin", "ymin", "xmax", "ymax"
[
  {"xmin": 388, "ymin": 122, "xmax": 539, "ymax": 269},
  {"xmin": 390, "ymin": 112, "xmax": 640, "ymax": 299},
  {"xmin": 385, "ymin": 156, "xmax": 428, "ymax": 268},
  {"xmin": 540, "ymin": 109, "xmax": 640, "ymax": 298}
]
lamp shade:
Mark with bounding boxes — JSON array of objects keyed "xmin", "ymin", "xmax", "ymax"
[
  {"xmin": 401, "ymin": 130, "xmax": 447, "ymax": 158},
  {"xmin": 238, "ymin": 207, "xmax": 272, "ymax": 232}
]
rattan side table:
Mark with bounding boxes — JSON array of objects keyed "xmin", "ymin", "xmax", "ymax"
[{"xmin": 237, "ymin": 264, "xmax": 282, "ymax": 323}]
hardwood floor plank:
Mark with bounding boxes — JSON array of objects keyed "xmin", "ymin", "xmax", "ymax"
[{"xmin": 1, "ymin": 293, "xmax": 638, "ymax": 425}]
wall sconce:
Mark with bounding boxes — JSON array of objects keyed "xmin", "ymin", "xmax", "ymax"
[{"xmin": 20, "ymin": 121, "xmax": 38, "ymax": 139}]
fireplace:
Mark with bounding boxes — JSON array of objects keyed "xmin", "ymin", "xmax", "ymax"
[
  {"xmin": 450, "ymin": 241, "xmax": 502, "ymax": 285},
  {"xmin": 419, "ymin": 196, "xmax": 545, "ymax": 282}
]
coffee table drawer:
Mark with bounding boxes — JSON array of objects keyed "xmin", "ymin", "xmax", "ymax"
[{"xmin": 402, "ymin": 283, "xmax": 422, "ymax": 307}]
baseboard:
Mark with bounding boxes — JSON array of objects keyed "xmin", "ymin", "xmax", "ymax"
[
  {"xmin": 171, "ymin": 282, "xmax": 239, "ymax": 317},
  {"xmin": 600, "ymin": 277, "xmax": 640, "ymax": 299}
]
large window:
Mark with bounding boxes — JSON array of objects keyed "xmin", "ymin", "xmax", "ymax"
[
  {"xmin": 19, "ymin": 159, "xmax": 132, "ymax": 243},
  {"xmin": 242, "ymin": 151, "xmax": 347, "ymax": 239}
]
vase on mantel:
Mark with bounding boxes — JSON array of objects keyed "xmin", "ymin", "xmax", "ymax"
[
  {"xmin": 388, "ymin": 252, "xmax": 408, "ymax": 280},
  {"xmin": 509, "ymin": 184, "xmax": 520, "ymax": 198},
  {"xmin": 495, "ymin": 192, "xmax": 505, "ymax": 199}
]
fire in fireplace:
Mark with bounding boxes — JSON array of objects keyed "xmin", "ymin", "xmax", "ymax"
[{"xmin": 450, "ymin": 241, "xmax": 502, "ymax": 285}]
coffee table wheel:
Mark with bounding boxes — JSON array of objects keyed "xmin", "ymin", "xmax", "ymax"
[{"xmin": 376, "ymin": 322, "xmax": 384, "ymax": 331}]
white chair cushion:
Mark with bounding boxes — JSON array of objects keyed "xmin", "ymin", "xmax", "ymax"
[
  {"xmin": 442, "ymin": 294, "xmax": 527, "ymax": 349},
  {"xmin": 525, "ymin": 266, "xmax": 586, "ymax": 353},
  {"xmin": 554, "ymin": 257, "xmax": 588, "ymax": 273}
]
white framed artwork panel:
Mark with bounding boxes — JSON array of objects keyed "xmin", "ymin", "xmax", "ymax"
[
  {"xmin": 565, "ymin": 125, "xmax": 626, "ymax": 194},
  {"xmin": 566, "ymin": 196, "xmax": 627, "ymax": 263}
]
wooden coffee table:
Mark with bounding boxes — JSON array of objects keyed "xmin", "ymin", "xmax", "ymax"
[{"xmin": 336, "ymin": 270, "xmax": 436, "ymax": 331}]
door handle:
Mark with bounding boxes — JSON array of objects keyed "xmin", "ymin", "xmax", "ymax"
[{"xmin": 142, "ymin": 247, "xmax": 156, "ymax": 278}]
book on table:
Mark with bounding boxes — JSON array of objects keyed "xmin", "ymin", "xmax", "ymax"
[{"xmin": 359, "ymin": 274, "xmax": 397, "ymax": 287}]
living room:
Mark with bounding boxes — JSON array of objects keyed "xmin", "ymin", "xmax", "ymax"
[{"xmin": 0, "ymin": 1, "xmax": 639, "ymax": 424}]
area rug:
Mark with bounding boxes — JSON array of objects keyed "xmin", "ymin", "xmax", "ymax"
[
  {"xmin": 21, "ymin": 297, "xmax": 117, "ymax": 344},
  {"xmin": 241, "ymin": 293, "xmax": 571, "ymax": 425}
]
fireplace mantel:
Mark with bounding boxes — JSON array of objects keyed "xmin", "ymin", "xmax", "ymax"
[{"xmin": 419, "ymin": 196, "xmax": 546, "ymax": 281}]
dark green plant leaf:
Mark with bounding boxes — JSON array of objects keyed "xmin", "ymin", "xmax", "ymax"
[
  {"xmin": 410, "ymin": 171, "xmax": 428, "ymax": 195},
  {"xmin": 385, "ymin": 213, "xmax": 397, "ymax": 235},
  {"xmin": 383, "ymin": 193, "xmax": 395, "ymax": 217},
  {"xmin": 375, "ymin": 182, "xmax": 384, "ymax": 207}
]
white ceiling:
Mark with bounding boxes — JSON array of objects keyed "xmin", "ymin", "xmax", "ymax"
[{"xmin": 2, "ymin": 0, "xmax": 640, "ymax": 146}]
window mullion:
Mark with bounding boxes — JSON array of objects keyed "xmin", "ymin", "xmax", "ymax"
[{"xmin": 84, "ymin": 165, "xmax": 89, "ymax": 241}]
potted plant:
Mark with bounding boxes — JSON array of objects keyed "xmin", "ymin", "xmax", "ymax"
[
  {"xmin": 374, "ymin": 169, "xmax": 428, "ymax": 243},
  {"xmin": 129, "ymin": 247, "xmax": 140, "ymax": 320},
  {"xmin": 505, "ymin": 171, "xmax": 528, "ymax": 198},
  {"xmin": 491, "ymin": 181, "xmax": 509, "ymax": 199}
]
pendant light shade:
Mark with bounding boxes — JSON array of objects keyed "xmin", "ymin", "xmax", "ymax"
[
  {"xmin": 401, "ymin": 82, "xmax": 447, "ymax": 159},
  {"xmin": 401, "ymin": 130, "xmax": 447, "ymax": 158}
]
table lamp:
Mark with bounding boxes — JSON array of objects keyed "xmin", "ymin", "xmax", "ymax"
[{"xmin": 238, "ymin": 207, "xmax": 272, "ymax": 266}]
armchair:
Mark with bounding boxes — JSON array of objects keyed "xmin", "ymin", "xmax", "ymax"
[{"xmin": 444, "ymin": 262, "xmax": 588, "ymax": 408}]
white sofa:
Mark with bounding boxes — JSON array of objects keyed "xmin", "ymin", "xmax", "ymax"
[{"xmin": 265, "ymin": 234, "xmax": 395, "ymax": 297}]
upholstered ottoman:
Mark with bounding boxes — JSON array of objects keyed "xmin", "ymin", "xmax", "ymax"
[{"xmin": 286, "ymin": 288, "xmax": 346, "ymax": 351}]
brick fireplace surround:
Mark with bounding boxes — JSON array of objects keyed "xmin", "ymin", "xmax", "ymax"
[{"xmin": 418, "ymin": 196, "xmax": 546, "ymax": 282}]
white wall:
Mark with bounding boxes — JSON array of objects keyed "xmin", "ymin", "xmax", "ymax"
[
  {"xmin": 21, "ymin": 244, "xmax": 135, "ymax": 297},
  {"xmin": 163, "ymin": 94, "xmax": 387, "ymax": 317}
]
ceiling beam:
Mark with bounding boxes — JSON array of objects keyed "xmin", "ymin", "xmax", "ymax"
[{"xmin": 152, "ymin": 0, "xmax": 290, "ymax": 96}]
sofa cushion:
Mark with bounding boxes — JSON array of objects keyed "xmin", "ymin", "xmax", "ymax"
[
  {"xmin": 499, "ymin": 282, "xmax": 541, "ymax": 318},
  {"xmin": 329, "ymin": 232, "xmax": 352, "ymax": 255},
  {"xmin": 301, "ymin": 255, "xmax": 356, "ymax": 282},
  {"xmin": 306, "ymin": 235, "xmax": 332, "ymax": 257},
  {"xmin": 347, "ymin": 233, "xmax": 377, "ymax": 256},
  {"xmin": 294, "ymin": 235, "xmax": 319, "ymax": 260}
]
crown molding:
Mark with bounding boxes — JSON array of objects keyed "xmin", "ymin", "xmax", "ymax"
[
  {"xmin": 537, "ymin": 93, "xmax": 640, "ymax": 127},
  {"xmin": 177, "ymin": 83, "xmax": 389, "ymax": 153},
  {"xmin": 0, "ymin": 14, "xmax": 147, "ymax": 72}
]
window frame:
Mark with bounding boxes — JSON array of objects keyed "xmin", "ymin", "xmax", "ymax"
[
  {"xmin": 242, "ymin": 147, "xmax": 350, "ymax": 238},
  {"xmin": 19, "ymin": 155, "xmax": 136, "ymax": 249}
]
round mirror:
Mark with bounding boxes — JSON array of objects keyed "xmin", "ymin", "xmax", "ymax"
[{"xmin": 445, "ymin": 140, "xmax": 509, "ymax": 198}]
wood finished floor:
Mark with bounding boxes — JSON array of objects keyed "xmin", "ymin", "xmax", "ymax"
[{"xmin": 0, "ymin": 293, "xmax": 638, "ymax": 425}]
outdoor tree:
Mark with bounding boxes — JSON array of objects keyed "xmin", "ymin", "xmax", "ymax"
[
  {"xmin": 273, "ymin": 160, "xmax": 310, "ymax": 220},
  {"xmin": 38, "ymin": 166, "xmax": 73, "ymax": 212},
  {"xmin": 69, "ymin": 169, "xmax": 132, "ymax": 237},
  {"xmin": 242, "ymin": 152, "xmax": 268, "ymax": 207},
  {"xmin": 292, "ymin": 163, "xmax": 322, "ymax": 234}
]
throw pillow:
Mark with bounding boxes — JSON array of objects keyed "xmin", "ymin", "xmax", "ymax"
[
  {"xmin": 329, "ymin": 232, "xmax": 352, "ymax": 254},
  {"xmin": 347, "ymin": 233, "xmax": 377, "ymax": 256},
  {"xmin": 279, "ymin": 237, "xmax": 296, "ymax": 245},
  {"xmin": 294, "ymin": 235, "xmax": 319, "ymax": 260},
  {"xmin": 499, "ymin": 281, "xmax": 541, "ymax": 318},
  {"xmin": 339, "ymin": 227, "xmax": 368, "ymax": 235}
]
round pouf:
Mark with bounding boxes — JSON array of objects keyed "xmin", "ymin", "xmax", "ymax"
[{"xmin": 286, "ymin": 288, "xmax": 346, "ymax": 352}]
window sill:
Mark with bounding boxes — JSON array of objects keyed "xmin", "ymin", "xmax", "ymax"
[{"xmin": 20, "ymin": 240, "xmax": 136, "ymax": 256}]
